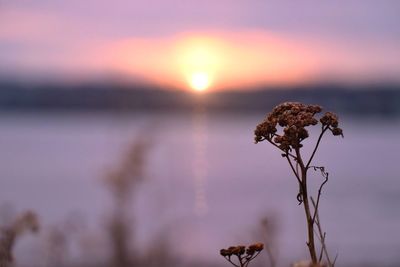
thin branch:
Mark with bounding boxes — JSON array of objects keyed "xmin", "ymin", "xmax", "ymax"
[
  {"xmin": 318, "ymin": 235, "xmax": 324, "ymax": 262},
  {"xmin": 285, "ymin": 156, "xmax": 301, "ymax": 184},
  {"xmin": 238, "ymin": 255, "xmax": 244, "ymax": 267},
  {"xmin": 224, "ymin": 257, "xmax": 240, "ymax": 267},
  {"xmin": 311, "ymin": 169, "xmax": 329, "ymax": 223},
  {"xmin": 285, "ymin": 155, "xmax": 304, "ymax": 204},
  {"xmin": 333, "ymin": 253, "xmax": 338, "ymax": 266},
  {"xmin": 311, "ymin": 198, "xmax": 335, "ymax": 267},
  {"xmin": 294, "ymin": 147, "xmax": 306, "ymax": 170},
  {"xmin": 265, "ymin": 138, "xmax": 297, "ymax": 160},
  {"xmin": 306, "ymin": 126, "xmax": 329, "ymax": 168},
  {"xmin": 243, "ymin": 251, "xmax": 261, "ymax": 267}
]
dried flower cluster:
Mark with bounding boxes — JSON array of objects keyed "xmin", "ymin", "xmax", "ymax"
[
  {"xmin": 320, "ymin": 112, "xmax": 343, "ymax": 137},
  {"xmin": 220, "ymin": 243, "xmax": 264, "ymax": 267},
  {"xmin": 254, "ymin": 102, "xmax": 343, "ymax": 152},
  {"xmin": 254, "ymin": 102, "xmax": 342, "ymax": 267}
]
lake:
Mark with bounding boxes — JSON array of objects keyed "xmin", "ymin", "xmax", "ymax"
[{"xmin": 0, "ymin": 111, "xmax": 399, "ymax": 266}]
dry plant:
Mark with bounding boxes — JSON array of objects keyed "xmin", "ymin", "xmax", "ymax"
[
  {"xmin": 220, "ymin": 243, "xmax": 264, "ymax": 267},
  {"xmin": 44, "ymin": 226, "xmax": 68, "ymax": 267},
  {"xmin": 0, "ymin": 210, "xmax": 39, "ymax": 267},
  {"xmin": 104, "ymin": 133, "xmax": 151, "ymax": 267},
  {"xmin": 138, "ymin": 231, "xmax": 176, "ymax": 267},
  {"xmin": 257, "ymin": 216, "xmax": 278, "ymax": 267},
  {"xmin": 43, "ymin": 213, "xmax": 85, "ymax": 267},
  {"xmin": 254, "ymin": 102, "xmax": 342, "ymax": 267}
]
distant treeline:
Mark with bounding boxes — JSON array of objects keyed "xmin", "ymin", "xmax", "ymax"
[{"xmin": 0, "ymin": 81, "xmax": 399, "ymax": 115}]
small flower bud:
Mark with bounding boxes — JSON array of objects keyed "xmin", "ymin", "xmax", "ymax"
[
  {"xmin": 220, "ymin": 249, "xmax": 231, "ymax": 257},
  {"xmin": 332, "ymin": 127, "xmax": 343, "ymax": 137},
  {"xmin": 249, "ymin": 243, "xmax": 264, "ymax": 252}
]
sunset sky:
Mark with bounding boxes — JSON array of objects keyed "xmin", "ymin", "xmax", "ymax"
[{"xmin": 1, "ymin": 1, "xmax": 400, "ymax": 90}]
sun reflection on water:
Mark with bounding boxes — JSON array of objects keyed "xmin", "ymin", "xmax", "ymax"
[{"xmin": 192, "ymin": 106, "xmax": 208, "ymax": 216}]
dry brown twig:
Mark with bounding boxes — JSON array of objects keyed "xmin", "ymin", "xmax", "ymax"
[
  {"xmin": 311, "ymin": 198, "xmax": 338, "ymax": 267},
  {"xmin": 0, "ymin": 211, "xmax": 39, "ymax": 267},
  {"xmin": 259, "ymin": 217, "xmax": 278, "ymax": 267},
  {"xmin": 254, "ymin": 102, "xmax": 343, "ymax": 266},
  {"xmin": 104, "ymin": 133, "xmax": 152, "ymax": 267}
]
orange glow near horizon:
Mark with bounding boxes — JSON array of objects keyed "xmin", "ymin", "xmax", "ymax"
[
  {"xmin": 104, "ymin": 31, "xmax": 324, "ymax": 91},
  {"xmin": 3, "ymin": 4, "xmax": 400, "ymax": 89},
  {"xmin": 176, "ymin": 36, "xmax": 220, "ymax": 91},
  {"xmin": 170, "ymin": 32, "xmax": 318, "ymax": 90}
]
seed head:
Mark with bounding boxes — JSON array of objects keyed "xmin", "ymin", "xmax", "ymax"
[
  {"xmin": 255, "ymin": 102, "xmax": 322, "ymax": 151},
  {"xmin": 255, "ymin": 102, "xmax": 343, "ymax": 151}
]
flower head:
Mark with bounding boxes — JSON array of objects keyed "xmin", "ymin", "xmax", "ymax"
[
  {"xmin": 255, "ymin": 102, "xmax": 343, "ymax": 151},
  {"xmin": 320, "ymin": 112, "xmax": 343, "ymax": 137},
  {"xmin": 255, "ymin": 102, "xmax": 323, "ymax": 151}
]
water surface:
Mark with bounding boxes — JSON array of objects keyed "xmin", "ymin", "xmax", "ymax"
[{"xmin": 0, "ymin": 111, "xmax": 399, "ymax": 266}]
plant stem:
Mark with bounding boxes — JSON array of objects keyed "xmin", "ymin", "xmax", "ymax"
[
  {"xmin": 311, "ymin": 198, "xmax": 335, "ymax": 267},
  {"xmin": 301, "ymin": 174, "xmax": 318, "ymax": 264},
  {"xmin": 295, "ymin": 148, "xmax": 318, "ymax": 264}
]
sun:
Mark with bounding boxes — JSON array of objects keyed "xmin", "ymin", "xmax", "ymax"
[
  {"xmin": 189, "ymin": 72, "xmax": 211, "ymax": 92},
  {"xmin": 175, "ymin": 36, "xmax": 221, "ymax": 92}
]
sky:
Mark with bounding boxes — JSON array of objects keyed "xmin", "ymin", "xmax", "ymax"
[{"xmin": 1, "ymin": 1, "xmax": 400, "ymax": 90}]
